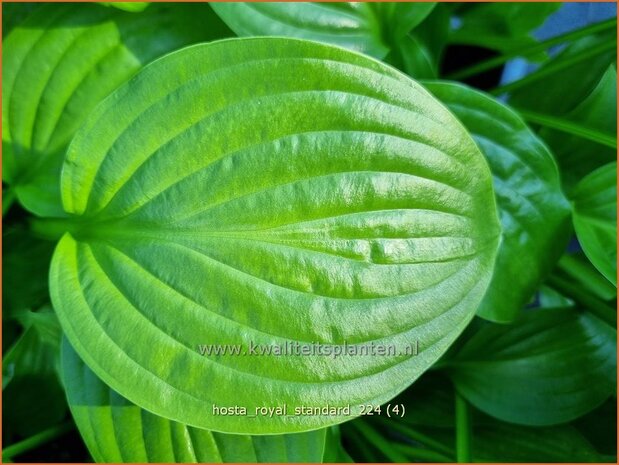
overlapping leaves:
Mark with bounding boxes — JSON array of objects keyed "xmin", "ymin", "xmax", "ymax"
[
  {"xmin": 425, "ymin": 81, "xmax": 571, "ymax": 322},
  {"xmin": 62, "ymin": 340, "xmax": 327, "ymax": 463},
  {"xmin": 2, "ymin": 2, "xmax": 230, "ymax": 216}
]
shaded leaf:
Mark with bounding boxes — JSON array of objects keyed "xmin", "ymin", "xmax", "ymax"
[
  {"xmin": 538, "ymin": 65, "xmax": 617, "ymax": 190},
  {"xmin": 447, "ymin": 308, "xmax": 616, "ymax": 426},
  {"xmin": 507, "ymin": 30, "xmax": 616, "ymax": 115},
  {"xmin": 450, "ymin": 3, "xmax": 561, "ymax": 53},
  {"xmin": 2, "ymin": 226, "xmax": 55, "ymax": 317},
  {"xmin": 51, "ymin": 38, "xmax": 501, "ymax": 434},
  {"xmin": 425, "ymin": 81, "xmax": 571, "ymax": 322},
  {"xmin": 3, "ymin": 308, "xmax": 66, "ymax": 437}
]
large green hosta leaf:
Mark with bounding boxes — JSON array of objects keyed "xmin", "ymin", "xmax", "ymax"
[
  {"xmin": 62, "ymin": 339, "xmax": 327, "ymax": 463},
  {"xmin": 2, "ymin": 2, "xmax": 230, "ymax": 217},
  {"xmin": 50, "ymin": 38, "xmax": 501, "ymax": 433},
  {"xmin": 571, "ymin": 162, "xmax": 617, "ymax": 286},
  {"xmin": 446, "ymin": 308, "xmax": 616, "ymax": 426},
  {"xmin": 210, "ymin": 2, "xmax": 435, "ymax": 59},
  {"xmin": 425, "ymin": 81, "xmax": 571, "ymax": 323}
]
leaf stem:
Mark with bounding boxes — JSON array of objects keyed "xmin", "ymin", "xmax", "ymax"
[
  {"xmin": 2, "ymin": 421, "xmax": 73, "ymax": 460},
  {"xmin": 491, "ymin": 39, "xmax": 617, "ymax": 95},
  {"xmin": 517, "ymin": 109, "xmax": 617, "ymax": 148},
  {"xmin": 547, "ymin": 274, "xmax": 617, "ymax": 327},
  {"xmin": 394, "ymin": 443, "xmax": 454, "ymax": 463},
  {"xmin": 455, "ymin": 390, "xmax": 471, "ymax": 463},
  {"xmin": 447, "ymin": 18, "xmax": 617, "ymax": 80}
]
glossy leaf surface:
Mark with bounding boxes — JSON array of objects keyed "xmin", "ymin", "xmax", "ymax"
[
  {"xmin": 507, "ymin": 31, "xmax": 616, "ymax": 115},
  {"xmin": 2, "ymin": 2, "xmax": 230, "ymax": 216},
  {"xmin": 572, "ymin": 162, "xmax": 617, "ymax": 286},
  {"xmin": 51, "ymin": 38, "xmax": 501, "ymax": 433},
  {"xmin": 425, "ymin": 81, "xmax": 571, "ymax": 322},
  {"xmin": 62, "ymin": 340, "xmax": 327, "ymax": 463},
  {"xmin": 447, "ymin": 308, "xmax": 616, "ymax": 426}
]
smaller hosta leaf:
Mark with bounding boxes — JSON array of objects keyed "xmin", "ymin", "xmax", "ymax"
[
  {"xmin": 51, "ymin": 37, "xmax": 501, "ymax": 434},
  {"xmin": 61, "ymin": 339, "xmax": 326, "ymax": 463},
  {"xmin": 210, "ymin": 2, "xmax": 388, "ymax": 57},
  {"xmin": 446, "ymin": 308, "xmax": 616, "ymax": 426},
  {"xmin": 571, "ymin": 162, "xmax": 617, "ymax": 286},
  {"xmin": 211, "ymin": 2, "xmax": 436, "ymax": 59},
  {"xmin": 2, "ymin": 2, "xmax": 231, "ymax": 216},
  {"xmin": 425, "ymin": 81, "xmax": 571, "ymax": 323}
]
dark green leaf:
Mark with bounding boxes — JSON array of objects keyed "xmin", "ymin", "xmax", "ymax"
[
  {"xmin": 2, "ymin": 2, "xmax": 231, "ymax": 216},
  {"xmin": 2, "ymin": 227, "xmax": 55, "ymax": 317},
  {"xmin": 425, "ymin": 81, "xmax": 571, "ymax": 322},
  {"xmin": 537, "ymin": 65, "xmax": 617, "ymax": 190},
  {"xmin": 571, "ymin": 162, "xmax": 617, "ymax": 286},
  {"xmin": 62, "ymin": 339, "xmax": 327, "ymax": 463},
  {"xmin": 507, "ymin": 30, "xmax": 616, "ymax": 115},
  {"xmin": 447, "ymin": 308, "xmax": 616, "ymax": 426},
  {"xmin": 50, "ymin": 38, "xmax": 501, "ymax": 433},
  {"xmin": 3, "ymin": 308, "xmax": 66, "ymax": 437},
  {"xmin": 450, "ymin": 3, "xmax": 561, "ymax": 53}
]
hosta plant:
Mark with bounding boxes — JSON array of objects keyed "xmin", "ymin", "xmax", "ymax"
[{"xmin": 2, "ymin": 2, "xmax": 616, "ymax": 463}]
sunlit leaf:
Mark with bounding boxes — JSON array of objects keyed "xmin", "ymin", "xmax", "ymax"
[{"xmin": 50, "ymin": 38, "xmax": 501, "ymax": 434}]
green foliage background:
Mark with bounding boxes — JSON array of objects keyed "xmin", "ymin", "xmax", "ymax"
[{"xmin": 2, "ymin": 2, "xmax": 617, "ymax": 463}]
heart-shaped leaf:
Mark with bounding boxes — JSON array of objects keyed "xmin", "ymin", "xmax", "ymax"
[
  {"xmin": 2, "ymin": 2, "xmax": 230, "ymax": 217},
  {"xmin": 62, "ymin": 339, "xmax": 327, "ymax": 463},
  {"xmin": 446, "ymin": 308, "xmax": 616, "ymax": 426},
  {"xmin": 425, "ymin": 81, "xmax": 571, "ymax": 323},
  {"xmin": 210, "ymin": 2, "xmax": 435, "ymax": 59},
  {"xmin": 50, "ymin": 38, "xmax": 501, "ymax": 433},
  {"xmin": 571, "ymin": 162, "xmax": 617, "ymax": 286}
]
